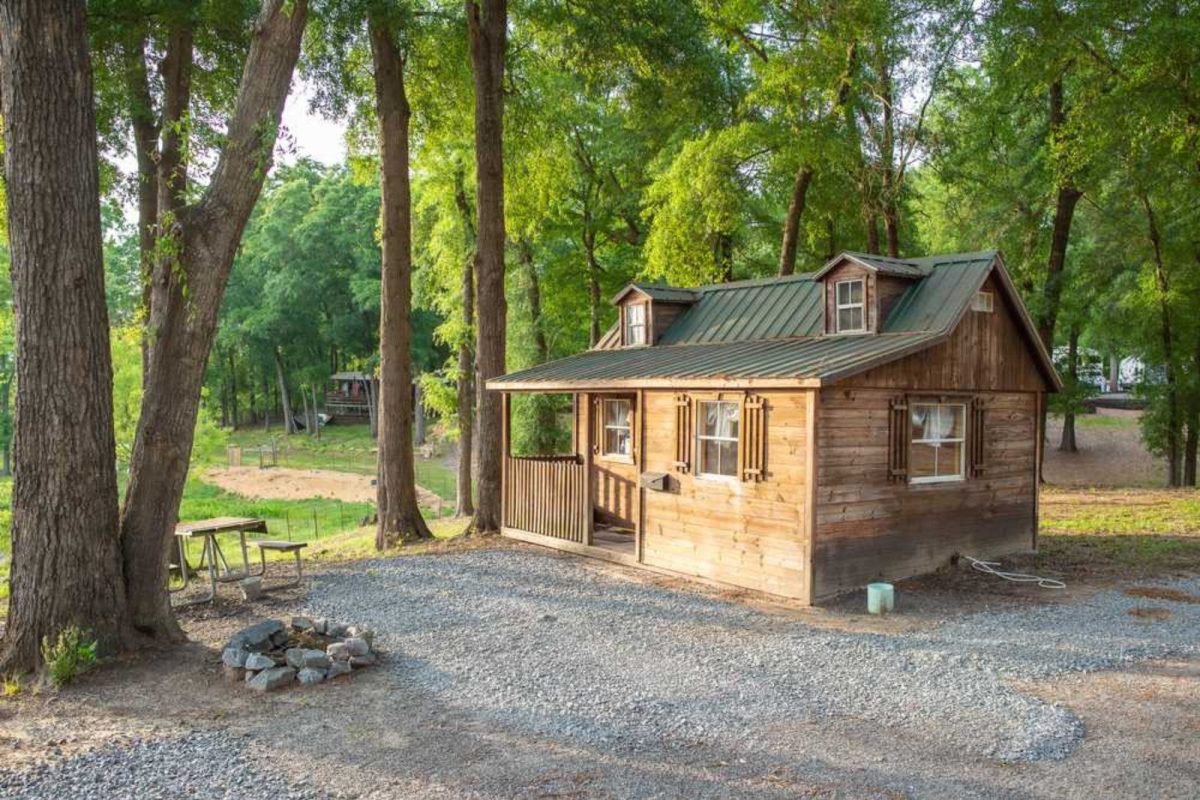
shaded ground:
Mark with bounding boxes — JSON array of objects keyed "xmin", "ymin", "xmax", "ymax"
[
  {"xmin": 1044, "ymin": 410, "xmax": 1165, "ymax": 488},
  {"xmin": 2, "ymin": 546, "xmax": 1198, "ymax": 799}
]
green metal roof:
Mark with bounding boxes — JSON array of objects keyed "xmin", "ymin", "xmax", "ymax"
[
  {"xmin": 489, "ymin": 250, "xmax": 1059, "ymax": 390},
  {"xmin": 612, "ymin": 283, "xmax": 700, "ymax": 304},
  {"xmin": 813, "ymin": 251, "xmax": 929, "ymax": 279},
  {"xmin": 489, "ymin": 332, "xmax": 942, "ymax": 388}
]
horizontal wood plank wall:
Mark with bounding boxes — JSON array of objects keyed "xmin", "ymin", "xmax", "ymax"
[
  {"xmin": 651, "ymin": 301, "xmax": 689, "ymax": 343},
  {"xmin": 813, "ymin": 388, "xmax": 1036, "ymax": 599},
  {"xmin": 840, "ymin": 273, "xmax": 1047, "ymax": 392},
  {"xmin": 582, "ymin": 393, "xmax": 639, "ymax": 528},
  {"xmin": 640, "ymin": 389, "xmax": 811, "ymax": 599},
  {"xmin": 503, "ymin": 455, "xmax": 588, "ymax": 543},
  {"xmin": 876, "ymin": 275, "xmax": 913, "ymax": 327}
]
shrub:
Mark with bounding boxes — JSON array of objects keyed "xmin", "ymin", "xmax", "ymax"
[
  {"xmin": 41, "ymin": 626, "xmax": 98, "ymax": 687},
  {"xmin": 1, "ymin": 674, "xmax": 21, "ymax": 698}
]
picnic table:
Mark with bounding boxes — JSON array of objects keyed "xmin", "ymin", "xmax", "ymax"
[{"xmin": 172, "ymin": 517, "xmax": 268, "ymax": 605}]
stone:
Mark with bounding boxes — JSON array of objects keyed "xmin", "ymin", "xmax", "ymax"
[
  {"xmin": 239, "ymin": 576, "xmax": 264, "ymax": 601},
  {"xmin": 344, "ymin": 638, "xmax": 370, "ymax": 657},
  {"xmin": 222, "ymin": 647, "xmax": 249, "ymax": 669},
  {"xmin": 349, "ymin": 653, "xmax": 377, "ymax": 668},
  {"xmin": 312, "ymin": 618, "xmax": 328, "ymax": 635},
  {"xmin": 297, "ymin": 668, "xmax": 325, "ymax": 686},
  {"xmin": 346, "ymin": 626, "xmax": 375, "ymax": 647},
  {"xmin": 222, "ymin": 665, "xmax": 246, "ymax": 684},
  {"xmin": 327, "ymin": 622, "xmax": 350, "ymax": 638},
  {"xmin": 246, "ymin": 666, "xmax": 295, "ymax": 692},
  {"xmin": 244, "ymin": 653, "xmax": 275, "ymax": 672},
  {"xmin": 326, "ymin": 661, "xmax": 351, "ymax": 679},
  {"xmin": 285, "ymin": 648, "xmax": 305, "ymax": 669},
  {"xmin": 301, "ymin": 650, "xmax": 331, "ymax": 670},
  {"xmin": 291, "ymin": 616, "xmax": 314, "ymax": 632},
  {"xmin": 326, "ymin": 642, "xmax": 350, "ymax": 661},
  {"xmin": 227, "ymin": 619, "xmax": 285, "ymax": 653}
]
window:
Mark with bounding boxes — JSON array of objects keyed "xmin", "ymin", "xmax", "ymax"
[
  {"xmin": 909, "ymin": 402, "xmax": 966, "ymax": 483},
  {"xmin": 697, "ymin": 400, "xmax": 739, "ymax": 477},
  {"xmin": 971, "ymin": 291, "xmax": 994, "ymax": 312},
  {"xmin": 625, "ymin": 303, "xmax": 647, "ymax": 345},
  {"xmin": 602, "ymin": 398, "xmax": 632, "ymax": 457},
  {"xmin": 835, "ymin": 279, "xmax": 866, "ymax": 333}
]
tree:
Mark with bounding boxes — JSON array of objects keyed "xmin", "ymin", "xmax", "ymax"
[
  {"xmin": 466, "ymin": 0, "xmax": 507, "ymax": 534},
  {"xmin": 370, "ymin": 8, "xmax": 432, "ymax": 546},
  {"xmin": 0, "ymin": 0, "xmax": 129, "ymax": 673},
  {"xmin": 119, "ymin": 0, "xmax": 309, "ymax": 640}
]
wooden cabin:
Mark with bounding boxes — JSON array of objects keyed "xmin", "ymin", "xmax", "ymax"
[
  {"xmin": 486, "ymin": 251, "xmax": 1061, "ymax": 603},
  {"xmin": 326, "ymin": 371, "xmax": 375, "ymax": 417}
]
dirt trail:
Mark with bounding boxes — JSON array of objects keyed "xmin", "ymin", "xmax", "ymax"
[{"xmin": 204, "ymin": 466, "xmax": 446, "ymax": 511}]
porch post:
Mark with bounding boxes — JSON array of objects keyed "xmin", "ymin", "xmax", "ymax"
[
  {"xmin": 501, "ymin": 392, "xmax": 510, "ymax": 530},
  {"xmin": 581, "ymin": 392, "xmax": 594, "ymax": 546}
]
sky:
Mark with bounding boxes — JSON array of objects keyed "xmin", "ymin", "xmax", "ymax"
[{"xmin": 279, "ymin": 80, "xmax": 348, "ymax": 166}]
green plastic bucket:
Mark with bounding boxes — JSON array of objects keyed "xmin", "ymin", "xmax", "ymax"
[{"xmin": 867, "ymin": 582, "xmax": 895, "ymax": 614}]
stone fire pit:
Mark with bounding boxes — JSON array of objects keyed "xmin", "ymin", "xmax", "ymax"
[{"xmin": 221, "ymin": 616, "xmax": 378, "ymax": 691}]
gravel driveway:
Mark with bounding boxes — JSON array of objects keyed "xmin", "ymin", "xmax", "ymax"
[{"xmin": 4, "ymin": 548, "xmax": 1199, "ymax": 799}]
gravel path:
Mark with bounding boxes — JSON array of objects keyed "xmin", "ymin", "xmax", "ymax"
[
  {"xmin": 302, "ymin": 551, "xmax": 1200, "ymax": 765},
  {"xmin": 0, "ymin": 731, "xmax": 328, "ymax": 800}
]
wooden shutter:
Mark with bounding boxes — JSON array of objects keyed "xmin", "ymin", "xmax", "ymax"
[
  {"xmin": 673, "ymin": 393, "xmax": 692, "ymax": 473},
  {"xmin": 590, "ymin": 396, "xmax": 602, "ymax": 455},
  {"xmin": 740, "ymin": 394, "xmax": 767, "ymax": 482},
  {"xmin": 888, "ymin": 396, "xmax": 909, "ymax": 482},
  {"xmin": 969, "ymin": 397, "xmax": 987, "ymax": 478}
]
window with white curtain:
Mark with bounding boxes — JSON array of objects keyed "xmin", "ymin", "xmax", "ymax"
[
  {"xmin": 697, "ymin": 400, "xmax": 739, "ymax": 477},
  {"xmin": 602, "ymin": 398, "xmax": 632, "ymax": 457},
  {"xmin": 909, "ymin": 402, "xmax": 966, "ymax": 483},
  {"xmin": 624, "ymin": 303, "xmax": 647, "ymax": 345}
]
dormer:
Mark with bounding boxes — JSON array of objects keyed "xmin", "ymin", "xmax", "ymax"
[
  {"xmin": 812, "ymin": 252, "xmax": 926, "ymax": 335},
  {"xmin": 611, "ymin": 284, "xmax": 699, "ymax": 347}
]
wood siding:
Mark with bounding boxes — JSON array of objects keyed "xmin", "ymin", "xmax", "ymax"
[
  {"xmin": 651, "ymin": 301, "xmax": 690, "ymax": 343},
  {"xmin": 639, "ymin": 389, "xmax": 812, "ymax": 599},
  {"xmin": 876, "ymin": 275, "xmax": 913, "ymax": 326},
  {"xmin": 813, "ymin": 388, "xmax": 1037, "ymax": 599},
  {"xmin": 581, "ymin": 392, "xmax": 639, "ymax": 528},
  {"xmin": 842, "ymin": 274, "xmax": 1047, "ymax": 392}
]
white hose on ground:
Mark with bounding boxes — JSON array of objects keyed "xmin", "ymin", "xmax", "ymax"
[{"xmin": 961, "ymin": 555, "xmax": 1066, "ymax": 590}]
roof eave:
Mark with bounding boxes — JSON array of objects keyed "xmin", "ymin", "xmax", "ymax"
[{"xmin": 486, "ymin": 376, "xmax": 825, "ymax": 392}]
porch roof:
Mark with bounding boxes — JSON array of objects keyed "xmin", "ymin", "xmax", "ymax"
[{"xmin": 486, "ymin": 331, "xmax": 942, "ymax": 390}]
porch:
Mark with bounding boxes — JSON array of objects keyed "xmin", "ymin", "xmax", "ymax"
[{"xmin": 500, "ymin": 392, "xmax": 640, "ymax": 564}]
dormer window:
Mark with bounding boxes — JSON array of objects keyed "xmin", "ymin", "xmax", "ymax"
[
  {"xmin": 625, "ymin": 303, "xmax": 647, "ymax": 345},
  {"xmin": 835, "ymin": 279, "xmax": 866, "ymax": 333}
]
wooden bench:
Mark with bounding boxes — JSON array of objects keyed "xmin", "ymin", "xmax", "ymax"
[{"xmin": 250, "ymin": 540, "xmax": 308, "ymax": 588}]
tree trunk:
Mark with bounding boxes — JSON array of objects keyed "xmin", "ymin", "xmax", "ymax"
[
  {"xmin": 119, "ymin": 0, "xmax": 308, "ymax": 640},
  {"xmin": 865, "ymin": 212, "xmax": 881, "ymax": 255},
  {"xmin": 453, "ymin": 167, "xmax": 476, "ymax": 517},
  {"xmin": 584, "ymin": 228, "xmax": 602, "ymax": 346},
  {"xmin": 1185, "ymin": 421, "xmax": 1198, "ymax": 488},
  {"xmin": 300, "ymin": 387, "xmax": 312, "ymax": 436},
  {"xmin": 275, "ymin": 347, "xmax": 297, "ymax": 434},
  {"xmin": 122, "ymin": 32, "xmax": 159, "ymax": 386},
  {"xmin": 228, "ymin": 349, "xmax": 239, "ymax": 429},
  {"xmin": 713, "ymin": 232, "xmax": 734, "ymax": 282},
  {"xmin": 369, "ymin": 16, "xmax": 431, "ymax": 547},
  {"xmin": 0, "ymin": 0, "xmax": 131, "ymax": 673},
  {"xmin": 1037, "ymin": 78, "xmax": 1082, "ymax": 350},
  {"xmin": 414, "ymin": 381, "xmax": 426, "ymax": 446},
  {"xmin": 467, "ymin": 0, "xmax": 508, "ymax": 534},
  {"xmin": 1142, "ymin": 192, "xmax": 1181, "ymax": 486},
  {"xmin": 1108, "ymin": 352, "xmax": 1120, "ymax": 392},
  {"xmin": 778, "ymin": 165, "xmax": 813, "ymax": 276},
  {"xmin": 878, "ymin": 53, "xmax": 900, "ymax": 258},
  {"xmin": 1059, "ymin": 325, "xmax": 1079, "ymax": 453}
]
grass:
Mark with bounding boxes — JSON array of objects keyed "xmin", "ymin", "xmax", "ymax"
[{"xmin": 1037, "ymin": 487, "xmax": 1200, "ymax": 577}]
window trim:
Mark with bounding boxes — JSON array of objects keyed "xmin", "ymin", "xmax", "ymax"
[
  {"xmin": 695, "ymin": 398, "xmax": 740, "ymax": 480},
  {"xmin": 599, "ymin": 397, "xmax": 634, "ymax": 461},
  {"xmin": 624, "ymin": 303, "xmax": 648, "ymax": 346},
  {"xmin": 908, "ymin": 400, "xmax": 967, "ymax": 485},
  {"xmin": 834, "ymin": 278, "xmax": 867, "ymax": 334},
  {"xmin": 971, "ymin": 290, "xmax": 994, "ymax": 313}
]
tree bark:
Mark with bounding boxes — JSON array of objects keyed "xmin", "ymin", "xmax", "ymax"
[
  {"xmin": 453, "ymin": 167, "xmax": 476, "ymax": 517},
  {"xmin": 274, "ymin": 346, "xmax": 297, "ymax": 434},
  {"xmin": 122, "ymin": 32, "xmax": 160, "ymax": 386},
  {"xmin": 0, "ymin": 0, "xmax": 130, "ymax": 673},
  {"xmin": 777, "ymin": 165, "xmax": 813, "ymax": 276},
  {"xmin": 228, "ymin": 349, "xmax": 239, "ymax": 429},
  {"xmin": 120, "ymin": 0, "xmax": 308, "ymax": 640},
  {"xmin": 1059, "ymin": 325, "xmax": 1079, "ymax": 452},
  {"xmin": 1142, "ymin": 192, "xmax": 1180, "ymax": 486},
  {"xmin": 466, "ymin": 0, "xmax": 508, "ymax": 534},
  {"xmin": 1037, "ymin": 78, "xmax": 1082, "ymax": 349},
  {"xmin": 369, "ymin": 15, "xmax": 431, "ymax": 547}
]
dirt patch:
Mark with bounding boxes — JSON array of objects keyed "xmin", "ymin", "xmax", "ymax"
[
  {"xmin": 1044, "ymin": 411, "xmax": 1164, "ymax": 488},
  {"xmin": 205, "ymin": 466, "xmax": 445, "ymax": 510},
  {"xmin": 1125, "ymin": 585, "xmax": 1200, "ymax": 604},
  {"xmin": 1128, "ymin": 606, "xmax": 1172, "ymax": 621}
]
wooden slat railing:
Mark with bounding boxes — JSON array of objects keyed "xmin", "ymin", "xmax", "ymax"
[{"xmin": 503, "ymin": 455, "xmax": 589, "ymax": 543}]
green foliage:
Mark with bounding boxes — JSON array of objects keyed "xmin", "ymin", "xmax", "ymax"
[{"xmin": 40, "ymin": 626, "xmax": 99, "ymax": 688}]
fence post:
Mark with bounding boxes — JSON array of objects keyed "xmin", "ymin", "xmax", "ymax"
[
  {"xmin": 312, "ymin": 508, "xmax": 319, "ymax": 540},
  {"xmin": 285, "ymin": 510, "xmax": 291, "ymax": 541}
]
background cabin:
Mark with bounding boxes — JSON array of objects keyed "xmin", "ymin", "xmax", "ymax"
[
  {"xmin": 487, "ymin": 250, "xmax": 1061, "ymax": 603},
  {"xmin": 326, "ymin": 371, "xmax": 376, "ymax": 418}
]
